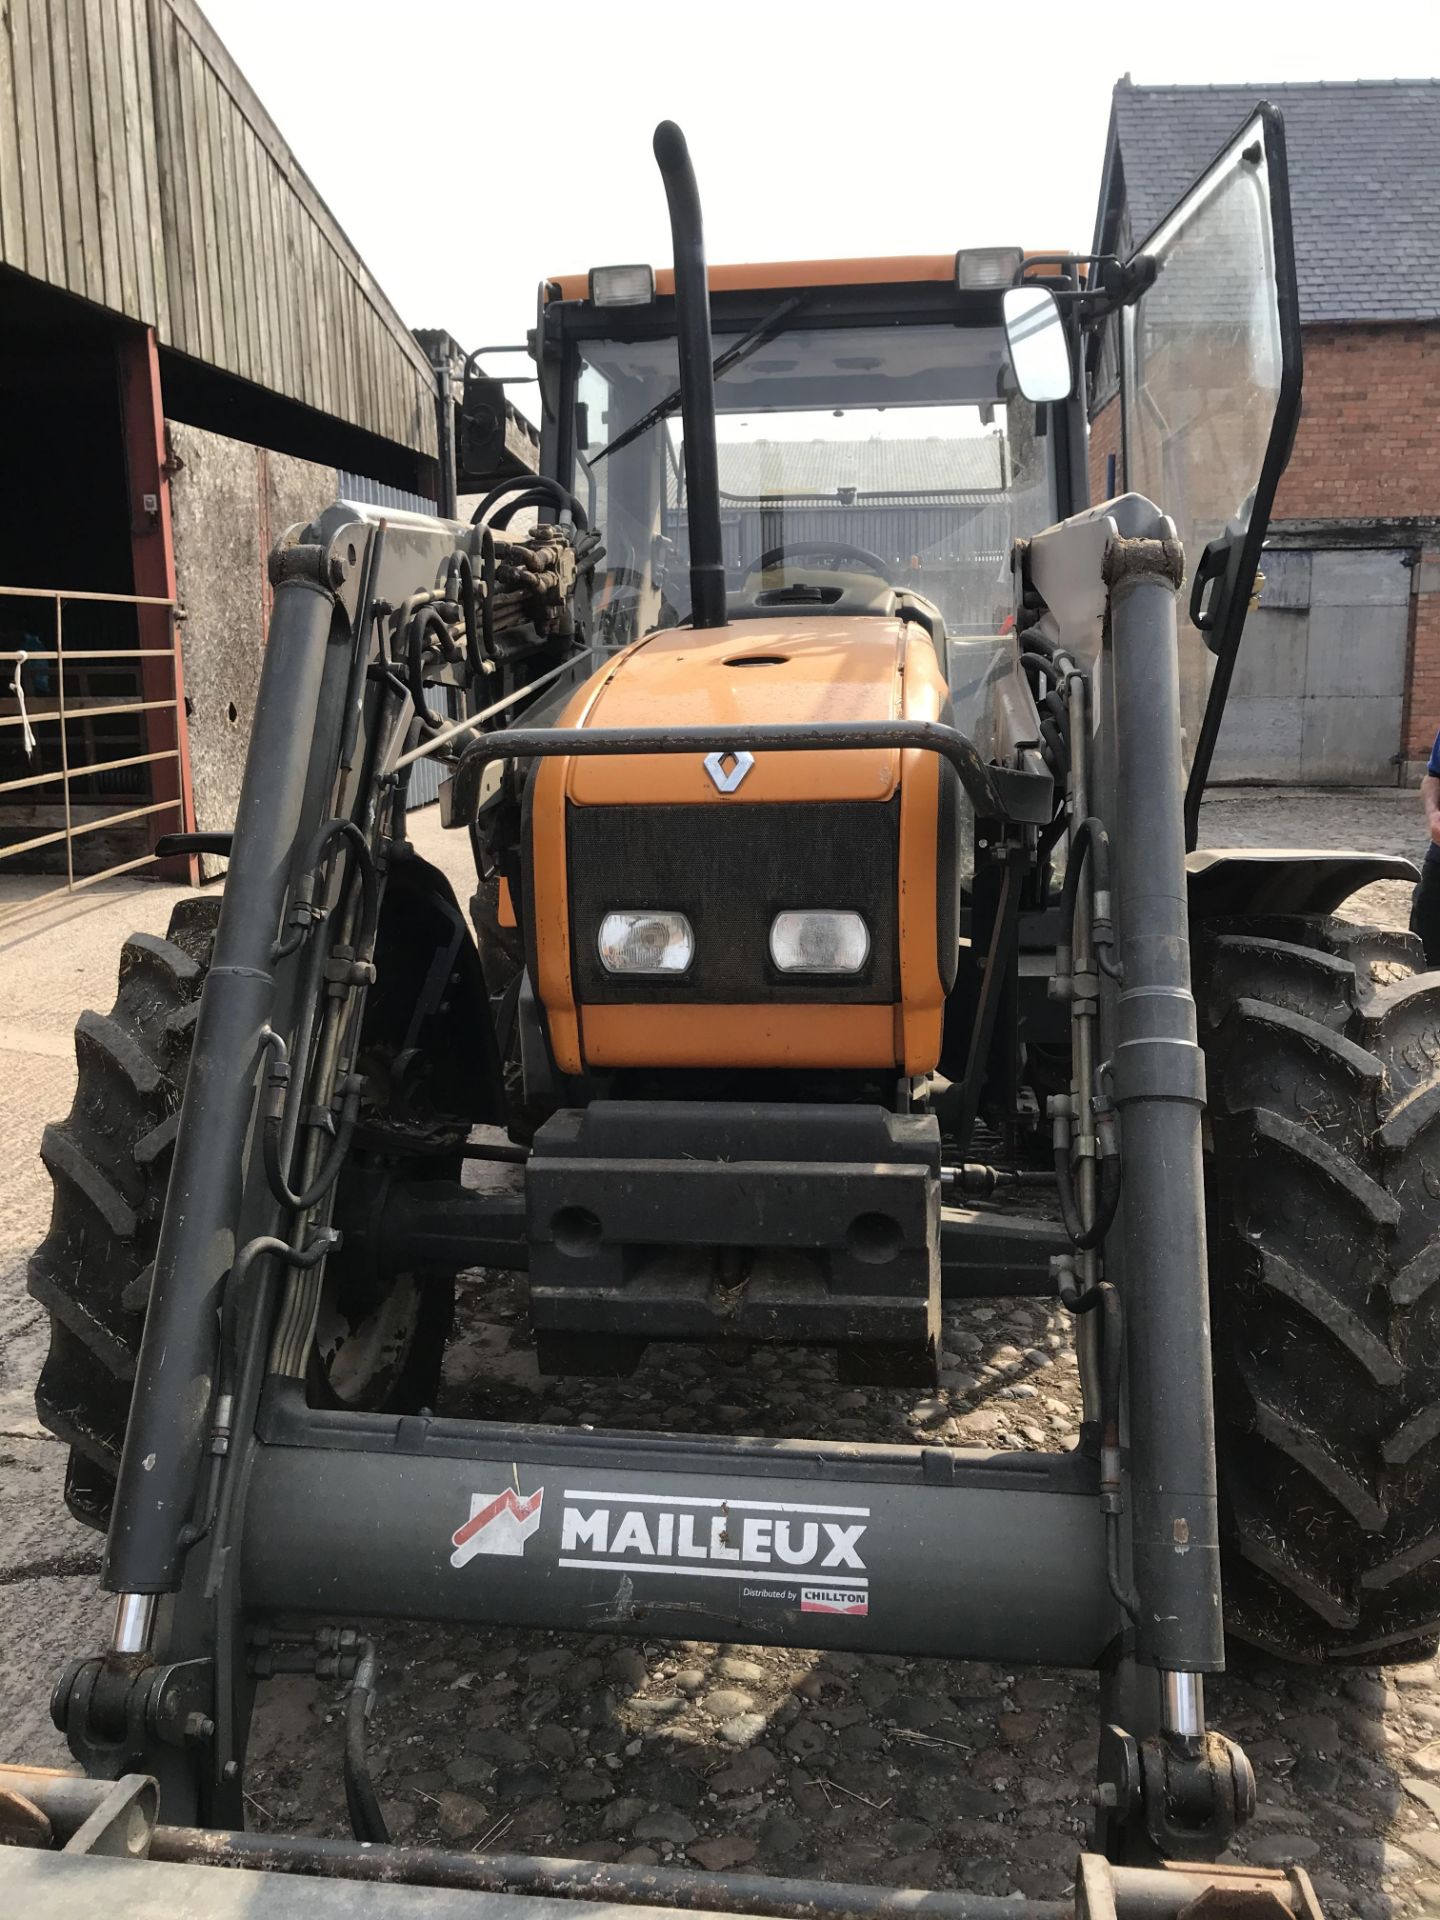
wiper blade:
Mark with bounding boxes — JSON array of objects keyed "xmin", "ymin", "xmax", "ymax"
[{"xmin": 591, "ymin": 293, "xmax": 810, "ymax": 465}]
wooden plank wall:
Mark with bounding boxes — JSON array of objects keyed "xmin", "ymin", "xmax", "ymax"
[{"xmin": 0, "ymin": 0, "xmax": 436, "ymax": 458}]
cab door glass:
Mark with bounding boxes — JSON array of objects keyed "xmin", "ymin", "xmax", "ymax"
[{"xmin": 1120, "ymin": 107, "xmax": 1300, "ymax": 776}]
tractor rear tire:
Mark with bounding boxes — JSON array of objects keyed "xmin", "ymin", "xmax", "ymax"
[
  {"xmin": 1197, "ymin": 912, "xmax": 1440, "ymax": 1661},
  {"xmin": 28, "ymin": 896, "xmax": 451, "ymax": 1531}
]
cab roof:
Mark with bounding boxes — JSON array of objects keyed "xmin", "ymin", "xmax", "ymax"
[{"xmin": 546, "ymin": 253, "xmax": 1073, "ymax": 302}]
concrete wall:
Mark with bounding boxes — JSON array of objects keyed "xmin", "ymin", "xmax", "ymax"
[{"xmin": 168, "ymin": 422, "xmax": 337, "ymax": 877}]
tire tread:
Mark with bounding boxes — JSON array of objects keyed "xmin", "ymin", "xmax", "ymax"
[{"xmin": 1201, "ymin": 912, "xmax": 1440, "ymax": 1659}]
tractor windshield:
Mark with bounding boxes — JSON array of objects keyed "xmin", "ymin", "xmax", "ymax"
[{"xmin": 571, "ymin": 321, "xmax": 1057, "ymax": 644}]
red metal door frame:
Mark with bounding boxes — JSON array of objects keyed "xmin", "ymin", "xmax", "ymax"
[{"xmin": 117, "ymin": 323, "xmax": 198, "ymax": 886}]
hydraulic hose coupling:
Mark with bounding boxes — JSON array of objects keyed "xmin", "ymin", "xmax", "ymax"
[
  {"xmin": 1091, "ymin": 886, "xmax": 1119, "ymax": 980},
  {"xmin": 260, "ymin": 1027, "xmax": 291, "ymax": 1124},
  {"xmin": 208, "ymin": 1392, "xmax": 235, "ymax": 1458},
  {"xmin": 1050, "ymin": 1093, "xmax": 1123, "ymax": 1253},
  {"xmin": 273, "ymin": 889, "xmax": 325, "ymax": 961},
  {"xmin": 325, "ymin": 941, "xmax": 378, "ymax": 993},
  {"xmin": 1099, "ymin": 1453, "xmax": 1123, "ymax": 1516},
  {"xmin": 1051, "ymin": 1250, "xmax": 1099, "ymax": 1316}
]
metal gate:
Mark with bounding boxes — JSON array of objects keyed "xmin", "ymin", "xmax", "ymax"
[{"xmin": 0, "ymin": 584, "xmax": 189, "ymax": 922}]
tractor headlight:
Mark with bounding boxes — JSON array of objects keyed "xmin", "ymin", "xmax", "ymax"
[
  {"xmin": 598, "ymin": 910, "xmax": 694, "ymax": 974},
  {"xmin": 769, "ymin": 910, "xmax": 870, "ymax": 975}
]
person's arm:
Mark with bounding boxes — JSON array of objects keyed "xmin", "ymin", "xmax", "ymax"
[{"xmin": 1424, "ymin": 772, "xmax": 1440, "ymax": 847}]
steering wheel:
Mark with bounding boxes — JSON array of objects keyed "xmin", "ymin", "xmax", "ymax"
[{"xmin": 742, "ymin": 541, "xmax": 892, "ymax": 584}]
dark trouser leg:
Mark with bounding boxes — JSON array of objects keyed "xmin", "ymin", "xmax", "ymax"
[{"xmin": 1411, "ymin": 854, "xmax": 1440, "ymax": 968}]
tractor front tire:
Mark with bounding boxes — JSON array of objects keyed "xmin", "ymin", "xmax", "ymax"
[
  {"xmin": 28, "ymin": 902, "xmax": 215, "ymax": 1527},
  {"xmin": 29, "ymin": 896, "xmax": 451, "ymax": 1531},
  {"xmin": 1198, "ymin": 912, "xmax": 1440, "ymax": 1661}
]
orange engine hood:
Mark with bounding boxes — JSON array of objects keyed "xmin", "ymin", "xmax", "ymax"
[
  {"xmin": 563, "ymin": 619, "xmax": 911, "ymax": 806},
  {"xmin": 527, "ymin": 617, "xmax": 954, "ymax": 1077}
]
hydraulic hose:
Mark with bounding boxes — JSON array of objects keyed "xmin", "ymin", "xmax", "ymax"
[
  {"xmin": 1020, "ymin": 649, "xmax": 1081, "ymax": 848},
  {"xmin": 1099, "ymin": 1281, "xmax": 1123, "ymax": 1444},
  {"xmin": 1098, "ymin": 1281, "xmax": 1141, "ymax": 1621},
  {"xmin": 1057, "ymin": 816, "xmax": 1095, "ymax": 959},
  {"xmin": 344, "ymin": 1639, "xmax": 390, "ymax": 1844},
  {"xmin": 478, "ymin": 529, "xmax": 496, "ymax": 674},
  {"xmin": 489, "ymin": 488, "xmax": 579, "ymax": 532},
  {"xmin": 1018, "ymin": 650, "xmax": 1063, "ymax": 682},
  {"xmin": 470, "ymin": 474, "xmax": 586, "ymax": 531},
  {"xmin": 1054, "ymin": 1119, "xmax": 1122, "ymax": 1253},
  {"xmin": 461, "ymin": 1138, "xmax": 530, "ymax": 1165},
  {"xmin": 272, "ymin": 817, "xmax": 380, "ymax": 964},
  {"xmin": 451, "ymin": 549, "xmax": 483, "ymax": 680},
  {"xmin": 1053, "ymin": 810, "xmax": 1124, "ymax": 1253},
  {"xmin": 407, "ymin": 604, "xmax": 453, "ymax": 732},
  {"xmin": 1056, "ymin": 815, "xmax": 1121, "ymax": 983},
  {"xmin": 180, "ymin": 1229, "xmax": 339, "ymax": 1553},
  {"xmin": 1038, "ymin": 714, "xmax": 1069, "ymax": 780},
  {"xmin": 259, "ymin": 1026, "xmax": 365, "ymax": 1215}
]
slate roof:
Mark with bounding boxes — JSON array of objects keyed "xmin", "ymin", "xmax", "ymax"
[
  {"xmin": 1094, "ymin": 80, "xmax": 1440, "ymax": 325},
  {"xmin": 712, "ymin": 435, "xmax": 1006, "ymax": 498}
]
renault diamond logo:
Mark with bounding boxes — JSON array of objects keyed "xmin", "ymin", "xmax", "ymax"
[{"xmin": 704, "ymin": 750, "xmax": 754, "ymax": 794}]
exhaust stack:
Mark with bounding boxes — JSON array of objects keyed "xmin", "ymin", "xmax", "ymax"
[{"xmin": 653, "ymin": 121, "xmax": 728, "ymax": 629}]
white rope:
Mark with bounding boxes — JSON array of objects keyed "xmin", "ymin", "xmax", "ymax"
[
  {"xmin": 389, "ymin": 659, "xmax": 577, "ymax": 773},
  {"xmin": 9, "ymin": 650, "xmax": 36, "ymax": 757}
]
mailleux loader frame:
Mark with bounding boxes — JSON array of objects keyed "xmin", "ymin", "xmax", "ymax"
[{"xmin": 7, "ymin": 114, "xmax": 1342, "ymax": 1920}]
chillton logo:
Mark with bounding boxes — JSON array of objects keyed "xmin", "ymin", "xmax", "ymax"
[
  {"xmin": 801, "ymin": 1586, "xmax": 869, "ymax": 1617},
  {"xmin": 556, "ymin": 1490, "xmax": 870, "ymax": 1600},
  {"xmin": 450, "ymin": 1487, "xmax": 544, "ymax": 1565}
]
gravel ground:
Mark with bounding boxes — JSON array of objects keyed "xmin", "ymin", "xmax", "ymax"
[{"xmin": 7, "ymin": 789, "xmax": 1440, "ymax": 1917}]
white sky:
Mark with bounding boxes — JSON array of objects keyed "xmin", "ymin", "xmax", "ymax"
[{"xmin": 204, "ymin": 0, "xmax": 1440, "ymax": 401}]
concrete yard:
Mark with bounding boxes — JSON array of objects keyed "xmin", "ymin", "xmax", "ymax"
[{"xmin": 3, "ymin": 789, "xmax": 1440, "ymax": 1916}]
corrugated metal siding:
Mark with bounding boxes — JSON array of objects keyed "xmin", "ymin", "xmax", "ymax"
[
  {"xmin": 672, "ymin": 497, "xmax": 1015, "ymax": 631},
  {"xmin": 715, "ymin": 437, "xmax": 1007, "ymax": 494},
  {"xmin": 0, "ymin": 0, "xmax": 437, "ymax": 455},
  {"xmin": 676, "ymin": 499, "xmax": 1011, "ymax": 569},
  {"xmin": 337, "ymin": 472, "xmax": 438, "ymax": 517}
]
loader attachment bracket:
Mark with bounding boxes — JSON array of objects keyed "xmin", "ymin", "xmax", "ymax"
[
  {"xmin": 52, "ymin": 1655, "xmax": 215, "ymax": 1781},
  {"xmin": 1140, "ymin": 1729, "xmax": 1256, "ymax": 1861},
  {"xmin": 0, "ymin": 1777, "xmax": 1326, "ymax": 1918}
]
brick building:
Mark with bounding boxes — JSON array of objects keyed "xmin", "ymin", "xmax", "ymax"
[{"xmin": 1090, "ymin": 78, "xmax": 1440, "ymax": 783}]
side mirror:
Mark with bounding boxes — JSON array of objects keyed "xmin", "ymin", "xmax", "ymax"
[{"xmin": 1002, "ymin": 287, "xmax": 1072, "ymax": 404}]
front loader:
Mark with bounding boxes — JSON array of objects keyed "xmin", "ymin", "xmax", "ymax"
[{"xmin": 8, "ymin": 107, "xmax": 1432, "ymax": 1916}]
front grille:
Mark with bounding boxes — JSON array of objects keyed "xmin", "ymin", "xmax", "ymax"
[{"xmin": 566, "ymin": 799, "xmax": 899, "ymax": 1004}]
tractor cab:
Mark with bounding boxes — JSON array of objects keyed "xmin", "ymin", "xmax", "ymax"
[
  {"xmin": 450, "ymin": 255, "xmax": 1093, "ymax": 1104},
  {"xmin": 532, "ymin": 254, "xmax": 1084, "ymax": 653}
]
